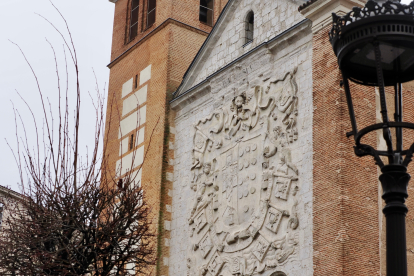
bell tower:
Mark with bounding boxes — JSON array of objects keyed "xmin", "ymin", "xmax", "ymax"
[{"xmin": 104, "ymin": 0, "xmax": 228, "ymax": 274}]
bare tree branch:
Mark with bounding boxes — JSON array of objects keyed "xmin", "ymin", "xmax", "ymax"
[{"xmin": 0, "ymin": 7, "xmax": 157, "ymax": 276}]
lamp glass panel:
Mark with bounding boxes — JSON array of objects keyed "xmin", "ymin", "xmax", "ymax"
[{"xmin": 343, "ymin": 40, "xmax": 414, "ymax": 85}]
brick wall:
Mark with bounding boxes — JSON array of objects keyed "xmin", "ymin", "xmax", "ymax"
[
  {"xmin": 403, "ymin": 80, "xmax": 414, "ymax": 275},
  {"xmin": 312, "ymin": 25, "xmax": 381, "ymax": 275}
]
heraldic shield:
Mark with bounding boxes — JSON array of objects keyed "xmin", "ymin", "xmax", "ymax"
[
  {"xmin": 187, "ymin": 69, "xmax": 301, "ymax": 276},
  {"xmin": 217, "ymin": 135, "xmax": 264, "ymax": 251}
]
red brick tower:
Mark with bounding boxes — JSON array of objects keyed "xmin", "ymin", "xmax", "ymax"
[{"xmin": 104, "ymin": 0, "xmax": 228, "ymax": 274}]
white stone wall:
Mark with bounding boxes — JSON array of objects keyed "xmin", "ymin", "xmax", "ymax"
[
  {"xmin": 170, "ymin": 21, "xmax": 313, "ymax": 276},
  {"xmin": 115, "ymin": 64, "xmax": 151, "ymax": 182},
  {"xmin": 193, "ymin": 0, "xmax": 306, "ymax": 87}
]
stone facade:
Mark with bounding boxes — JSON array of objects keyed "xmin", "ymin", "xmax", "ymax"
[
  {"xmin": 170, "ymin": 0, "xmax": 313, "ymax": 272},
  {"xmin": 0, "ymin": 186, "xmax": 24, "ymax": 275},
  {"xmin": 0, "ymin": 186, "xmax": 23, "ymax": 229}
]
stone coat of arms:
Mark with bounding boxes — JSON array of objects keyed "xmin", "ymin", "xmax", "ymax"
[{"xmin": 187, "ymin": 69, "xmax": 301, "ymax": 276}]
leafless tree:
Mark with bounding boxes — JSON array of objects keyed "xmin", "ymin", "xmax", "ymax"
[{"xmin": 0, "ymin": 4, "xmax": 156, "ymax": 276}]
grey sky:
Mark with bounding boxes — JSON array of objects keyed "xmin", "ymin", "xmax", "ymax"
[
  {"xmin": 1, "ymin": 0, "xmax": 412, "ymax": 193},
  {"xmin": 0, "ymin": 0, "xmax": 114, "ymax": 192}
]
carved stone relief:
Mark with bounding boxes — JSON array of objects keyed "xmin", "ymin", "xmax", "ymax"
[{"xmin": 188, "ymin": 68, "xmax": 300, "ymax": 275}]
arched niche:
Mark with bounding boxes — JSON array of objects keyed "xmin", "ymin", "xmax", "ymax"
[
  {"xmin": 270, "ymin": 272, "xmax": 287, "ymax": 276},
  {"xmin": 244, "ymin": 10, "xmax": 254, "ymax": 44}
]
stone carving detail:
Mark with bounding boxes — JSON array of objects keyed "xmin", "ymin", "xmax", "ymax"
[
  {"xmin": 187, "ymin": 69, "xmax": 300, "ymax": 275},
  {"xmin": 265, "ymin": 207, "xmax": 287, "ymax": 234},
  {"xmin": 195, "ymin": 210, "xmax": 208, "ymax": 234},
  {"xmin": 200, "ymin": 232, "xmax": 214, "ymax": 258},
  {"xmin": 208, "ymin": 252, "xmax": 225, "ymax": 276},
  {"xmin": 252, "ymin": 235, "xmax": 271, "ymax": 262}
]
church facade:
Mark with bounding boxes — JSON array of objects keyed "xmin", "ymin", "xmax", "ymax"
[
  {"xmin": 105, "ymin": 0, "xmax": 414, "ymax": 275},
  {"xmin": 170, "ymin": 1, "xmax": 312, "ymax": 275}
]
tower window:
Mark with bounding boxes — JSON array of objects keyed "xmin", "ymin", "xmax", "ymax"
[
  {"xmin": 147, "ymin": 0, "xmax": 156, "ymax": 27},
  {"xmin": 129, "ymin": 0, "xmax": 140, "ymax": 41},
  {"xmin": 199, "ymin": 0, "xmax": 214, "ymax": 26},
  {"xmin": 117, "ymin": 178, "xmax": 123, "ymax": 189},
  {"xmin": 245, "ymin": 11, "xmax": 254, "ymax": 44},
  {"xmin": 0, "ymin": 204, "xmax": 3, "ymax": 229},
  {"xmin": 129, "ymin": 134, "xmax": 135, "ymax": 150}
]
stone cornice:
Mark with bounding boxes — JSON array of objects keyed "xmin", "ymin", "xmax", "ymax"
[
  {"xmin": 299, "ymin": 0, "xmax": 366, "ymax": 33},
  {"xmin": 0, "ymin": 185, "xmax": 23, "ymax": 200}
]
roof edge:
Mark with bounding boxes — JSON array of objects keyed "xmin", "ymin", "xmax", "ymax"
[
  {"xmin": 298, "ymin": 0, "xmax": 319, "ymax": 11},
  {"xmin": 0, "ymin": 185, "xmax": 23, "ymax": 200},
  {"xmin": 171, "ymin": 19, "xmax": 311, "ymax": 108},
  {"xmin": 172, "ymin": 0, "xmax": 238, "ymax": 99}
]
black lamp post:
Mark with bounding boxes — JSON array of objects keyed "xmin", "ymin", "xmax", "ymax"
[{"xmin": 329, "ymin": 1, "xmax": 414, "ymax": 275}]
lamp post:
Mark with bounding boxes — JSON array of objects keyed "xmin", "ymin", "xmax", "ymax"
[{"xmin": 329, "ymin": 1, "xmax": 414, "ymax": 275}]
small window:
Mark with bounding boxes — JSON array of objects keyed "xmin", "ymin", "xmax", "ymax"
[
  {"xmin": 134, "ymin": 74, "xmax": 138, "ymax": 89},
  {"xmin": 117, "ymin": 178, "xmax": 123, "ymax": 189},
  {"xmin": 129, "ymin": 134, "xmax": 135, "ymax": 150},
  {"xmin": 147, "ymin": 0, "xmax": 156, "ymax": 27},
  {"xmin": 129, "ymin": 0, "xmax": 140, "ymax": 41},
  {"xmin": 0, "ymin": 204, "xmax": 4, "ymax": 229},
  {"xmin": 245, "ymin": 11, "xmax": 254, "ymax": 44},
  {"xmin": 199, "ymin": 0, "xmax": 214, "ymax": 26},
  {"xmin": 270, "ymin": 273, "xmax": 287, "ymax": 276}
]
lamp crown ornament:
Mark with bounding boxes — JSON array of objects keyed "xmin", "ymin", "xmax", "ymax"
[
  {"xmin": 327, "ymin": 0, "xmax": 414, "ymax": 169},
  {"xmin": 330, "ymin": 0, "xmax": 414, "ymax": 44},
  {"xmin": 329, "ymin": 0, "xmax": 414, "ymax": 86}
]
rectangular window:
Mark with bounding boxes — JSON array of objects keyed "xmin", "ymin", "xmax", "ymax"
[
  {"xmin": 0, "ymin": 205, "xmax": 3, "ymax": 229},
  {"xmin": 245, "ymin": 13, "xmax": 254, "ymax": 44},
  {"xmin": 129, "ymin": 134, "xmax": 135, "ymax": 150},
  {"xmin": 147, "ymin": 0, "xmax": 156, "ymax": 28},
  {"xmin": 199, "ymin": 0, "xmax": 213, "ymax": 26},
  {"xmin": 129, "ymin": 0, "xmax": 140, "ymax": 41},
  {"xmin": 134, "ymin": 74, "xmax": 138, "ymax": 89}
]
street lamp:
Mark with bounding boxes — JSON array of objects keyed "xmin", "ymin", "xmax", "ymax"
[{"xmin": 329, "ymin": 0, "xmax": 414, "ymax": 275}]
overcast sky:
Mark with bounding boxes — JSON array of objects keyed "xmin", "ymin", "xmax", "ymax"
[
  {"xmin": 1, "ymin": 0, "xmax": 413, "ymax": 193},
  {"xmin": 0, "ymin": 0, "xmax": 115, "ymax": 192}
]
